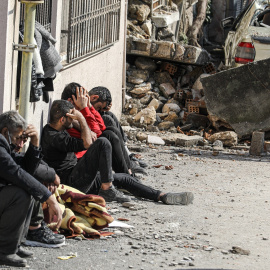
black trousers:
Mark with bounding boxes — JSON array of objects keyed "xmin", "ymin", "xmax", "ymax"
[
  {"xmin": 101, "ymin": 111, "xmax": 127, "ymax": 142},
  {"xmin": 65, "ymin": 137, "xmax": 114, "ymax": 194},
  {"xmin": 101, "ymin": 126, "xmax": 131, "ymax": 174},
  {"xmin": 0, "ymin": 186, "xmax": 34, "ymax": 255},
  {"xmin": 30, "ymin": 201, "xmax": 44, "ymax": 227},
  {"xmin": 90, "ymin": 173, "xmax": 161, "ymax": 202}
]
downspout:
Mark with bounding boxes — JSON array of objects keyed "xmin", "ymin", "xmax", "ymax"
[
  {"xmin": 122, "ymin": 0, "xmax": 128, "ymax": 111},
  {"xmin": 17, "ymin": 0, "xmax": 43, "ymax": 122}
]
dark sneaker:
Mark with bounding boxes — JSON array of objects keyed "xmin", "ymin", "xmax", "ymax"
[
  {"xmin": 41, "ymin": 221, "xmax": 65, "ymax": 239},
  {"xmin": 130, "ymin": 154, "xmax": 148, "ymax": 168},
  {"xmin": 161, "ymin": 192, "xmax": 194, "ymax": 205},
  {"xmin": 0, "ymin": 253, "xmax": 27, "ymax": 267},
  {"xmin": 25, "ymin": 224, "xmax": 65, "ymax": 248},
  {"xmin": 130, "ymin": 160, "xmax": 148, "ymax": 175},
  {"xmin": 17, "ymin": 246, "xmax": 33, "ymax": 258},
  {"xmin": 98, "ymin": 185, "xmax": 131, "ymax": 203}
]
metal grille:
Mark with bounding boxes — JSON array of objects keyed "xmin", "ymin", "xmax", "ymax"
[
  {"xmin": 65, "ymin": 0, "xmax": 121, "ymax": 63},
  {"xmin": 19, "ymin": 0, "xmax": 52, "ymax": 32}
]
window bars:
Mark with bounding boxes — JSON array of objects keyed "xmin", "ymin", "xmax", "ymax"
[
  {"xmin": 63, "ymin": 0, "xmax": 121, "ymax": 63},
  {"xmin": 19, "ymin": 0, "xmax": 52, "ymax": 32}
]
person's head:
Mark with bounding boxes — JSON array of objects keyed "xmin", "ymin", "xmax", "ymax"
[
  {"xmin": 88, "ymin": 86, "xmax": 112, "ymax": 111},
  {"xmin": 0, "ymin": 110, "xmax": 28, "ymax": 152},
  {"xmin": 61, "ymin": 82, "xmax": 82, "ymax": 107},
  {"xmin": 49, "ymin": 100, "xmax": 75, "ymax": 130}
]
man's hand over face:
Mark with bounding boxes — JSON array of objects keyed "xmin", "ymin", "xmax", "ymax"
[
  {"xmin": 72, "ymin": 87, "xmax": 88, "ymax": 110},
  {"xmin": 24, "ymin": 124, "xmax": 39, "ymax": 147}
]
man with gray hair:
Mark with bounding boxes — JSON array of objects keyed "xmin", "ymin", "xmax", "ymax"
[{"xmin": 0, "ymin": 111, "xmax": 62, "ymax": 267}]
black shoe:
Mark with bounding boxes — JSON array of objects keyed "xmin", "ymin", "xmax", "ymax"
[
  {"xmin": 0, "ymin": 253, "xmax": 27, "ymax": 267},
  {"xmin": 41, "ymin": 221, "xmax": 65, "ymax": 239},
  {"xmin": 130, "ymin": 154, "xmax": 148, "ymax": 168},
  {"xmin": 161, "ymin": 192, "xmax": 194, "ymax": 205},
  {"xmin": 17, "ymin": 246, "xmax": 33, "ymax": 258},
  {"xmin": 25, "ymin": 224, "xmax": 65, "ymax": 248},
  {"xmin": 98, "ymin": 185, "xmax": 131, "ymax": 203},
  {"xmin": 130, "ymin": 160, "xmax": 148, "ymax": 175}
]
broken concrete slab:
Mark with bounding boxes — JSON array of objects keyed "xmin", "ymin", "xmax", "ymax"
[
  {"xmin": 151, "ymin": 11, "xmax": 179, "ymax": 28},
  {"xmin": 147, "ymin": 135, "xmax": 165, "ymax": 145},
  {"xmin": 127, "ymin": 36, "xmax": 209, "ymax": 64},
  {"xmin": 175, "ymin": 134, "xmax": 204, "ymax": 147},
  {"xmin": 135, "ymin": 57, "xmax": 157, "ymax": 71},
  {"xmin": 133, "ymin": 106, "xmax": 156, "ymax": 125},
  {"xmin": 201, "ymin": 58, "xmax": 270, "ymax": 137},
  {"xmin": 159, "ymin": 83, "xmax": 176, "ymax": 98}
]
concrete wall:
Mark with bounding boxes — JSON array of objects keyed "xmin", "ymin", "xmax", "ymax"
[
  {"xmin": 0, "ymin": 0, "xmax": 126, "ymax": 135},
  {"xmin": 0, "ymin": 0, "xmax": 20, "ymax": 113}
]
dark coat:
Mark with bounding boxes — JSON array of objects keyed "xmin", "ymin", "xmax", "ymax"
[{"xmin": 0, "ymin": 134, "xmax": 51, "ymax": 203}]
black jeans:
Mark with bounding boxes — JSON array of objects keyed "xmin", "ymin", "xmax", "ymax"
[
  {"xmin": 91, "ymin": 173, "xmax": 161, "ymax": 201},
  {"xmin": 100, "ymin": 126, "xmax": 131, "ymax": 174},
  {"xmin": 101, "ymin": 111, "xmax": 127, "ymax": 142},
  {"xmin": 0, "ymin": 186, "xmax": 34, "ymax": 254},
  {"xmin": 30, "ymin": 201, "xmax": 44, "ymax": 227},
  {"xmin": 65, "ymin": 137, "xmax": 114, "ymax": 194}
]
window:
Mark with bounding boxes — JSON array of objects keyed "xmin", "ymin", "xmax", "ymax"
[
  {"xmin": 60, "ymin": 0, "xmax": 121, "ymax": 64},
  {"xmin": 19, "ymin": 0, "xmax": 52, "ymax": 32}
]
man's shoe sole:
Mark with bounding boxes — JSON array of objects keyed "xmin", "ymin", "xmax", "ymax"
[
  {"xmin": 24, "ymin": 239, "xmax": 66, "ymax": 248},
  {"xmin": 0, "ymin": 259, "xmax": 27, "ymax": 267},
  {"xmin": 163, "ymin": 192, "xmax": 194, "ymax": 205}
]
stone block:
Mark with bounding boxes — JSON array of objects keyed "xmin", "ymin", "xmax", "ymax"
[
  {"xmin": 151, "ymin": 11, "xmax": 180, "ymax": 28},
  {"xmin": 164, "ymin": 112, "xmax": 178, "ymax": 122},
  {"xmin": 130, "ymin": 69, "xmax": 149, "ymax": 82},
  {"xmin": 249, "ymin": 131, "xmax": 264, "ymax": 156},
  {"xmin": 141, "ymin": 20, "xmax": 152, "ymax": 36},
  {"xmin": 147, "ymin": 135, "xmax": 165, "ymax": 145},
  {"xmin": 136, "ymin": 132, "xmax": 148, "ymax": 142},
  {"xmin": 129, "ymin": 82, "xmax": 151, "ymax": 97},
  {"xmin": 154, "ymin": 71, "xmax": 175, "ymax": 87},
  {"xmin": 175, "ymin": 134, "xmax": 204, "ymax": 147},
  {"xmin": 173, "ymin": 44, "xmax": 185, "ymax": 61},
  {"xmin": 127, "ymin": 37, "xmax": 151, "ymax": 56},
  {"xmin": 159, "ymin": 83, "xmax": 176, "ymax": 98},
  {"xmin": 162, "ymin": 103, "xmax": 181, "ymax": 114}
]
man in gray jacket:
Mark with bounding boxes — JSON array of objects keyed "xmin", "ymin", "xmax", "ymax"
[{"xmin": 0, "ymin": 111, "xmax": 62, "ymax": 267}]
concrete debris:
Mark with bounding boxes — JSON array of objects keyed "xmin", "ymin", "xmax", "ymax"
[
  {"xmin": 249, "ymin": 131, "xmax": 264, "ymax": 156},
  {"xmin": 147, "ymin": 135, "xmax": 165, "ymax": 145},
  {"xmin": 208, "ymin": 131, "xmax": 238, "ymax": 147}
]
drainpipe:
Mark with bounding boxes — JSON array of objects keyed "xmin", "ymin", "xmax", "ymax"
[
  {"xmin": 122, "ymin": 0, "xmax": 128, "ymax": 111},
  {"xmin": 17, "ymin": 0, "xmax": 43, "ymax": 122}
]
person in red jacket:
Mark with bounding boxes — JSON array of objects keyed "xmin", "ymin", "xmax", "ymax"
[{"xmin": 61, "ymin": 83, "xmax": 145, "ymax": 175}]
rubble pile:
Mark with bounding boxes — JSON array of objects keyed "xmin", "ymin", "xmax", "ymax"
[{"xmin": 121, "ymin": 56, "xmax": 239, "ymax": 148}]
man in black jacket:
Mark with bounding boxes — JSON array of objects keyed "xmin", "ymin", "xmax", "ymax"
[{"xmin": 0, "ymin": 111, "xmax": 62, "ymax": 267}]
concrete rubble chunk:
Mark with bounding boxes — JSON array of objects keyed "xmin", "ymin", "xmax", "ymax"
[
  {"xmin": 147, "ymin": 98, "xmax": 160, "ymax": 110},
  {"xmin": 141, "ymin": 20, "xmax": 152, "ymax": 36},
  {"xmin": 162, "ymin": 103, "xmax": 181, "ymax": 114},
  {"xmin": 173, "ymin": 44, "xmax": 185, "ymax": 61},
  {"xmin": 133, "ymin": 106, "xmax": 156, "ymax": 125},
  {"xmin": 164, "ymin": 112, "xmax": 178, "ymax": 122},
  {"xmin": 175, "ymin": 134, "xmax": 204, "ymax": 147},
  {"xmin": 129, "ymin": 82, "xmax": 151, "ymax": 97},
  {"xmin": 201, "ymin": 58, "xmax": 270, "ymax": 137},
  {"xmin": 158, "ymin": 121, "xmax": 175, "ymax": 130},
  {"xmin": 128, "ymin": 0, "xmax": 150, "ymax": 23},
  {"xmin": 140, "ymin": 94, "xmax": 152, "ymax": 105},
  {"xmin": 129, "ymin": 69, "xmax": 149, "ymax": 82},
  {"xmin": 208, "ymin": 131, "xmax": 238, "ymax": 147},
  {"xmin": 135, "ymin": 57, "xmax": 157, "ymax": 71},
  {"xmin": 249, "ymin": 131, "xmax": 264, "ymax": 156},
  {"xmin": 147, "ymin": 135, "xmax": 165, "ymax": 145},
  {"xmin": 159, "ymin": 83, "xmax": 176, "ymax": 98},
  {"xmin": 151, "ymin": 10, "xmax": 180, "ymax": 28},
  {"xmin": 128, "ymin": 77, "xmax": 144, "ymax": 85},
  {"xmin": 151, "ymin": 41, "xmax": 174, "ymax": 59},
  {"xmin": 127, "ymin": 36, "xmax": 151, "ymax": 56},
  {"xmin": 192, "ymin": 73, "xmax": 210, "ymax": 91}
]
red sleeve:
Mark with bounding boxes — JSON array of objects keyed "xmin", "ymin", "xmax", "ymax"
[
  {"xmin": 80, "ymin": 107, "xmax": 102, "ymax": 137},
  {"xmin": 90, "ymin": 106, "xmax": 106, "ymax": 132}
]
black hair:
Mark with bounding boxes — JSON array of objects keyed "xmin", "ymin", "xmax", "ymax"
[
  {"xmin": 61, "ymin": 82, "xmax": 82, "ymax": 100},
  {"xmin": 88, "ymin": 86, "xmax": 112, "ymax": 106},
  {"xmin": 49, "ymin": 100, "xmax": 74, "ymax": 124}
]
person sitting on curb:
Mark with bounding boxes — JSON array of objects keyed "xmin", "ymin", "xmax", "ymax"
[
  {"xmin": 61, "ymin": 83, "xmax": 146, "ymax": 176},
  {"xmin": 0, "ymin": 111, "xmax": 62, "ymax": 268},
  {"xmin": 88, "ymin": 86, "xmax": 147, "ymax": 169},
  {"xmin": 41, "ymin": 99, "xmax": 130, "ymax": 203}
]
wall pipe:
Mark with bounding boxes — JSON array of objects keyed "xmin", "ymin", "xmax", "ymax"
[{"xmin": 18, "ymin": 0, "xmax": 43, "ymax": 122}]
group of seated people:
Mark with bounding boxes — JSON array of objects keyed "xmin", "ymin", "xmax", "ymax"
[{"xmin": 0, "ymin": 83, "xmax": 194, "ymax": 267}]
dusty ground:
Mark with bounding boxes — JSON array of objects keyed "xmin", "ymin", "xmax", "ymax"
[{"xmin": 10, "ymin": 142, "xmax": 270, "ymax": 270}]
